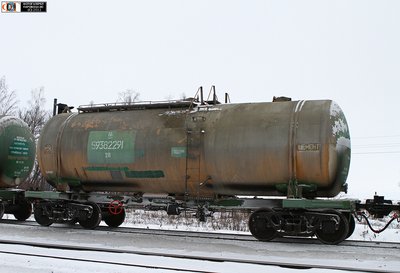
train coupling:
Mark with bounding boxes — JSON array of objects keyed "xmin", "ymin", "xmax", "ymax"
[{"xmin": 357, "ymin": 194, "xmax": 400, "ymax": 218}]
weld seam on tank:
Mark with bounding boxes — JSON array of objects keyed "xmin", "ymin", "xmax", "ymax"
[{"xmin": 55, "ymin": 113, "xmax": 77, "ymax": 180}]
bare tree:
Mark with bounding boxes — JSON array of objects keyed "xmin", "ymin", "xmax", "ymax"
[
  {"xmin": 19, "ymin": 87, "xmax": 49, "ymax": 137},
  {"xmin": 18, "ymin": 87, "xmax": 52, "ymax": 190},
  {"xmin": 0, "ymin": 76, "xmax": 18, "ymax": 115},
  {"xmin": 118, "ymin": 89, "xmax": 140, "ymax": 105}
]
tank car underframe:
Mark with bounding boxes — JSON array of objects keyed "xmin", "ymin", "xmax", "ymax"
[{"xmin": 24, "ymin": 190, "xmax": 399, "ymax": 244}]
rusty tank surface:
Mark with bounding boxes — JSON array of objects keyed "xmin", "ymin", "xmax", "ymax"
[
  {"xmin": 0, "ymin": 115, "xmax": 36, "ymax": 188},
  {"xmin": 37, "ymin": 98, "xmax": 350, "ymax": 198}
]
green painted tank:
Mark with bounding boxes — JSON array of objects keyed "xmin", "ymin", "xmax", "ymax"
[
  {"xmin": 0, "ymin": 116, "xmax": 36, "ymax": 188},
  {"xmin": 37, "ymin": 99, "xmax": 350, "ymax": 198}
]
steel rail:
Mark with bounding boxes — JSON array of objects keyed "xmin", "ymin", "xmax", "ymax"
[
  {"xmin": 0, "ymin": 239, "xmax": 397, "ymax": 273},
  {"xmin": 1, "ymin": 219, "xmax": 399, "ymax": 250},
  {"xmin": 0, "ymin": 248, "xmax": 211, "ymax": 273}
]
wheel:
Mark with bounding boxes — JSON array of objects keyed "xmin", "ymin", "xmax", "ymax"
[
  {"xmin": 0, "ymin": 203, "xmax": 4, "ymax": 220},
  {"xmin": 316, "ymin": 211, "xmax": 349, "ymax": 245},
  {"xmin": 104, "ymin": 208, "xmax": 126, "ymax": 228},
  {"xmin": 345, "ymin": 213, "xmax": 356, "ymax": 239},
  {"xmin": 79, "ymin": 203, "xmax": 102, "ymax": 229},
  {"xmin": 34, "ymin": 205, "xmax": 53, "ymax": 226},
  {"xmin": 249, "ymin": 208, "xmax": 278, "ymax": 241},
  {"xmin": 14, "ymin": 201, "xmax": 32, "ymax": 221}
]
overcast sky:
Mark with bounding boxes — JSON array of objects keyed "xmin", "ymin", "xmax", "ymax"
[{"xmin": 1, "ymin": 0, "xmax": 399, "ymax": 200}]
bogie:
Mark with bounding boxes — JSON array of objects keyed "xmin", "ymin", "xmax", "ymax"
[
  {"xmin": 34, "ymin": 204, "xmax": 53, "ymax": 226},
  {"xmin": 249, "ymin": 209, "xmax": 278, "ymax": 241},
  {"xmin": 248, "ymin": 208, "xmax": 352, "ymax": 245},
  {"xmin": 315, "ymin": 211, "xmax": 349, "ymax": 245},
  {"xmin": 78, "ymin": 203, "xmax": 102, "ymax": 229},
  {"xmin": 32, "ymin": 201, "xmax": 102, "ymax": 229}
]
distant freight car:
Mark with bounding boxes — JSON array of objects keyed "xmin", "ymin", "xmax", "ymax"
[{"xmin": 0, "ymin": 115, "xmax": 35, "ymax": 220}]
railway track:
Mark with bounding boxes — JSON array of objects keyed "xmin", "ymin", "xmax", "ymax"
[
  {"xmin": 1, "ymin": 219, "xmax": 399, "ymax": 251},
  {"xmin": 0, "ymin": 243, "xmax": 203, "ymax": 273},
  {"xmin": 1, "ymin": 219, "xmax": 400, "ymax": 272},
  {"xmin": 0, "ymin": 238, "xmax": 397, "ymax": 273}
]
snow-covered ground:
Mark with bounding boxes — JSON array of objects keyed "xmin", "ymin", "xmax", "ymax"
[
  {"xmin": 351, "ymin": 221, "xmax": 400, "ymax": 242},
  {"xmin": 1, "ymin": 243, "xmax": 312, "ymax": 273},
  {"xmin": 2, "ymin": 208, "xmax": 400, "ymax": 242},
  {"xmin": 0, "ymin": 242, "xmax": 357, "ymax": 273},
  {"xmin": 121, "ymin": 209, "xmax": 400, "ymax": 243},
  {"xmin": 0, "ymin": 210, "xmax": 399, "ymax": 273},
  {"xmin": 1, "ymin": 222, "xmax": 400, "ymax": 273}
]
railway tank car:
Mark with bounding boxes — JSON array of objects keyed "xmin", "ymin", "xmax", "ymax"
[
  {"xmin": 38, "ymin": 99, "xmax": 350, "ymax": 198},
  {"xmin": 0, "ymin": 115, "xmax": 35, "ymax": 220},
  {"xmin": 30, "ymin": 94, "xmax": 358, "ymax": 244}
]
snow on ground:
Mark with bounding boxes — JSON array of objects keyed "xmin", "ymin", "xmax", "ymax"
[
  {"xmin": 120, "ymin": 209, "xmax": 400, "ymax": 243},
  {"xmin": 0, "ymin": 210, "xmax": 399, "ymax": 272},
  {"xmin": 351, "ymin": 222, "xmax": 400, "ymax": 242},
  {"xmin": 3, "ymin": 208, "xmax": 400, "ymax": 242},
  {"xmin": 0, "ymin": 243, "xmax": 353, "ymax": 273},
  {"xmin": 1, "ymin": 223, "xmax": 398, "ymax": 273}
]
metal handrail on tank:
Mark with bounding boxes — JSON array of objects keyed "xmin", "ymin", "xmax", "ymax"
[
  {"xmin": 77, "ymin": 99, "xmax": 196, "ymax": 113},
  {"xmin": 75, "ymin": 86, "xmax": 227, "ymax": 114}
]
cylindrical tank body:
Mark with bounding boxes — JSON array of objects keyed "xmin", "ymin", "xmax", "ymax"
[
  {"xmin": 37, "ymin": 100, "xmax": 350, "ymax": 197},
  {"xmin": 0, "ymin": 116, "xmax": 36, "ymax": 188}
]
